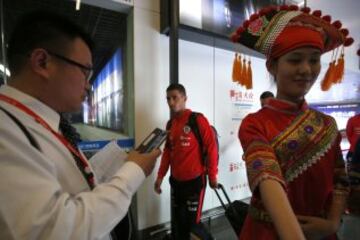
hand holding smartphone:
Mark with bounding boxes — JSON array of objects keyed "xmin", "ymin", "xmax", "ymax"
[{"xmin": 136, "ymin": 128, "xmax": 167, "ymax": 153}]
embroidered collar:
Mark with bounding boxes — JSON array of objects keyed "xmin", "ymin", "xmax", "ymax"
[{"xmin": 265, "ymin": 98, "xmax": 308, "ymax": 114}]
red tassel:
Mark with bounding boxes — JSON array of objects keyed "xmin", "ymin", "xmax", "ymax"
[
  {"xmin": 237, "ymin": 54, "xmax": 243, "ymax": 85},
  {"xmin": 246, "ymin": 59, "xmax": 253, "ymax": 89},
  {"xmin": 334, "ymin": 54, "xmax": 344, "ymax": 84},
  {"xmin": 232, "ymin": 53, "xmax": 239, "ymax": 82},
  {"xmin": 232, "ymin": 54, "xmax": 243, "ymax": 86},
  {"xmin": 321, "ymin": 61, "xmax": 336, "ymax": 91},
  {"xmin": 242, "ymin": 57, "xmax": 248, "ymax": 88}
]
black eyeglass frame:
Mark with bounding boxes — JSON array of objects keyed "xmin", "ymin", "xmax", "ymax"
[{"xmin": 45, "ymin": 49, "xmax": 93, "ymax": 81}]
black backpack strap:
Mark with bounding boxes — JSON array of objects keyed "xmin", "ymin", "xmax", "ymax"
[
  {"xmin": 0, "ymin": 106, "xmax": 41, "ymax": 151},
  {"xmin": 188, "ymin": 112, "xmax": 205, "ymax": 165},
  {"xmin": 166, "ymin": 119, "xmax": 172, "ymax": 131},
  {"xmin": 164, "ymin": 119, "xmax": 173, "ymax": 149}
]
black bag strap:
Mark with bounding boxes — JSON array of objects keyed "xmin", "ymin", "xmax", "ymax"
[
  {"xmin": 165, "ymin": 118, "xmax": 172, "ymax": 130},
  {"xmin": 188, "ymin": 112, "xmax": 210, "ymax": 171},
  {"xmin": 0, "ymin": 106, "xmax": 41, "ymax": 151},
  {"xmin": 166, "ymin": 112, "xmax": 206, "ymax": 166},
  {"xmin": 188, "ymin": 112, "xmax": 204, "ymax": 156}
]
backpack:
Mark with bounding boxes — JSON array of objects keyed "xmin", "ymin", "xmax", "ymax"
[{"xmin": 166, "ymin": 112, "xmax": 219, "ymax": 171}]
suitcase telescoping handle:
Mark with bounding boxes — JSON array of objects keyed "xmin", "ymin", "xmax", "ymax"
[{"xmin": 214, "ymin": 183, "xmax": 234, "ymax": 211}]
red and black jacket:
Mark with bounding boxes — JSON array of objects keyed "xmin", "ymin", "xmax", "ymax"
[{"xmin": 157, "ymin": 109, "xmax": 218, "ymax": 182}]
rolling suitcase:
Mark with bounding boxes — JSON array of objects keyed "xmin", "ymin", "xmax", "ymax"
[{"xmin": 214, "ymin": 183, "xmax": 248, "ymax": 236}]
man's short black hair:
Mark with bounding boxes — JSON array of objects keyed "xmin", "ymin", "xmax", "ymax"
[
  {"xmin": 260, "ymin": 91, "xmax": 274, "ymax": 99},
  {"xmin": 166, "ymin": 83, "xmax": 186, "ymax": 96},
  {"xmin": 7, "ymin": 10, "xmax": 94, "ymax": 75}
]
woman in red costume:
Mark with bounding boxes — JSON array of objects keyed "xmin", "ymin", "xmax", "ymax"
[{"xmin": 232, "ymin": 4, "xmax": 353, "ymax": 240}]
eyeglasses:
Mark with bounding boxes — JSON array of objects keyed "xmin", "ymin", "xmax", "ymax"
[{"xmin": 46, "ymin": 49, "xmax": 93, "ymax": 81}]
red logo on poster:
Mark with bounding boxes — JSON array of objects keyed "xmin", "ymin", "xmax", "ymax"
[
  {"xmin": 229, "ymin": 161, "xmax": 244, "ymax": 172},
  {"xmin": 230, "ymin": 89, "xmax": 254, "ymax": 102},
  {"xmin": 230, "ymin": 182, "xmax": 249, "ymax": 191}
]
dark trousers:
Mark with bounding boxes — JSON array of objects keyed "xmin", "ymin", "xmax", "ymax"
[
  {"xmin": 169, "ymin": 175, "xmax": 213, "ymax": 240},
  {"xmin": 347, "ymin": 151, "xmax": 353, "ymax": 173}
]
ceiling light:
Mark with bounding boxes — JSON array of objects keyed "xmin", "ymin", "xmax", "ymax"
[
  {"xmin": 0, "ymin": 64, "xmax": 10, "ymax": 77},
  {"xmin": 76, "ymin": 0, "xmax": 81, "ymax": 10}
]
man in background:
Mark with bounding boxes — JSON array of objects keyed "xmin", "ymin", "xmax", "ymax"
[
  {"xmin": 0, "ymin": 11, "xmax": 160, "ymax": 240},
  {"xmin": 260, "ymin": 91, "xmax": 274, "ymax": 107},
  {"xmin": 346, "ymin": 113, "xmax": 360, "ymax": 160},
  {"xmin": 154, "ymin": 83, "xmax": 218, "ymax": 240}
]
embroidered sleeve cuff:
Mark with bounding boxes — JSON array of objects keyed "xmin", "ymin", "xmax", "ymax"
[{"xmin": 244, "ymin": 145, "xmax": 284, "ymax": 192}]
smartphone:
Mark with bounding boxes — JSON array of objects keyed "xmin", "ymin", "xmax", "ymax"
[{"xmin": 136, "ymin": 128, "xmax": 167, "ymax": 153}]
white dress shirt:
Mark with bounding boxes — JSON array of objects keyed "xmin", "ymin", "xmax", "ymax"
[{"xmin": 0, "ymin": 85, "xmax": 145, "ymax": 240}]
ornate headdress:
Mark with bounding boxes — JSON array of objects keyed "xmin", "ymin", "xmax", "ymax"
[{"xmin": 231, "ymin": 4, "xmax": 353, "ymax": 91}]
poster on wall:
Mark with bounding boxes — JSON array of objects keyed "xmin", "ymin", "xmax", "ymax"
[
  {"xmin": 214, "ymin": 48, "xmax": 272, "ymax": 203},
  {"xmin": 229, "ymin": 89, "xmax": 255, "ymax": 120}
]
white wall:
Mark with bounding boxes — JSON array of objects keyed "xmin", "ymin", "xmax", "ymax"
[{"xmin": 132, "ymin": 0, "xmax": 171, "ymax": 230}]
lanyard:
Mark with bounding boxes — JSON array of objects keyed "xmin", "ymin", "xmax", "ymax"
[{"xmin": 0, "ymin": 93, "xmax": 95, "ymax": 187}]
